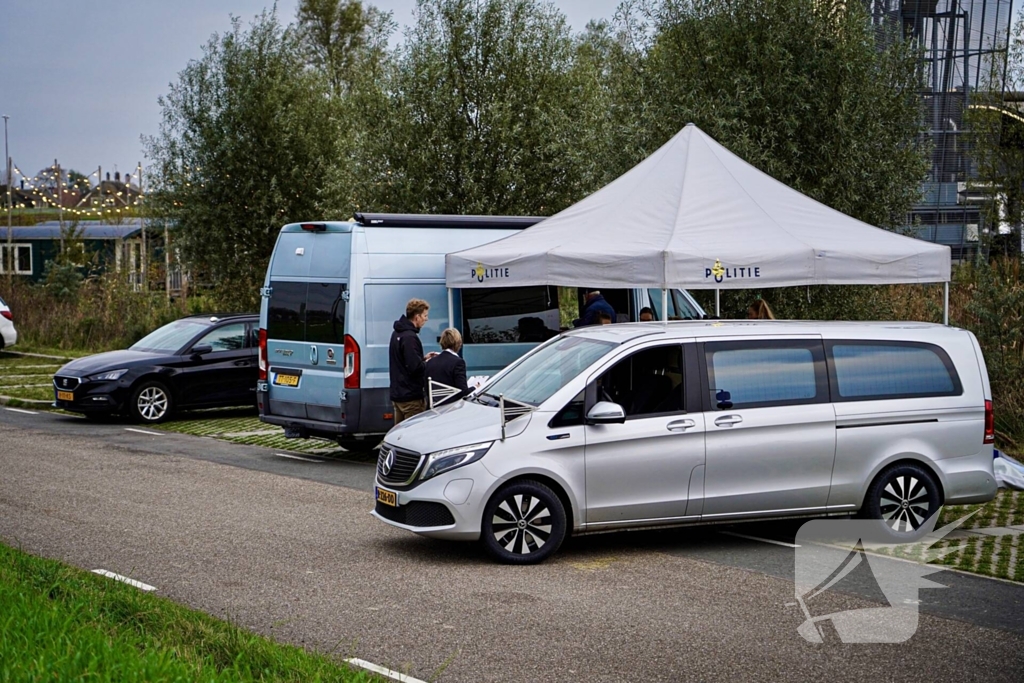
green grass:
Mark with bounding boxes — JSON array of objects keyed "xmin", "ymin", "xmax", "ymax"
[{"xmin": 0, "ymin": 541, "xmax": 377, "ymax": 682}]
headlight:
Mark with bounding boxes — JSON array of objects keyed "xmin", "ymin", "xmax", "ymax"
[
  {"xmin": 89, "ymin": 369, "xmax": 128, "ymax": 382},
  {"xmin": 420, "ymin": 441, "xmax": 493, "ymax": 481}
]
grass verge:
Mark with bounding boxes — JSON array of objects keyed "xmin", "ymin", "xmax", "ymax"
[{"xmin": 0, "ymin": 541, "xmax": 375, "ymax": 682}]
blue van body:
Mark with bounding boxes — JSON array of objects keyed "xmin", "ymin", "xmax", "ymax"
[{"xmin": 257, "ymin": 214, "xmax": 706, "ymax": 445}]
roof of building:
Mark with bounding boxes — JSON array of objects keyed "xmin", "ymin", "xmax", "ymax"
[{"xmin": 0, "ymin": 221, "xmax": 145, "ymax": 240}]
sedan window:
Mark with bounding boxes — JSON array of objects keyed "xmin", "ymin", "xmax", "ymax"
[{"xmin": 195, "ymin": 323, "xmax": 247, "ymax": 352}]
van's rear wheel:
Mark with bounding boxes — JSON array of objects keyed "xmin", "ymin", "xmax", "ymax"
[
  {"xmin": 863, "ymin": 463, "xmax": 941, "ymax": 541},
  {"xmin": 482, "ymin": 481, "xmax": 566, "ymax": 565}
]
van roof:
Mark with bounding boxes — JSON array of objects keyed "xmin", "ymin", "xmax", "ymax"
[
  {"xmin": 353, "ymin": 213, "xmax": 545, "ymax": 229},
  {"xmin": 566, "ymin": 319, "xmax": 955, "ymax": 343}
]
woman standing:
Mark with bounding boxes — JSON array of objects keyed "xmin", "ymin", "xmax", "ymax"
[{"xmin": 425, "ymin": 328, "xmax": 471, "ymax": 406}]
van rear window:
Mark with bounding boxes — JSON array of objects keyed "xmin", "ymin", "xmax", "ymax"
[
  {"xmin": 828, "ymin": 342, "xmax": 960, "ymax": 400},
  {"xmin": 268, "ymin": 281, "xmax": 346, "ymax": 343}
]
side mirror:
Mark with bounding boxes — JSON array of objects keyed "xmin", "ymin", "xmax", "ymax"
[
  {"xmin": 586, "ymin": 401, "xmax": 626, "ymax": 425},
  {"xmin": 190, "ymin": 344, "xmax": 214, "ymax": 357}
]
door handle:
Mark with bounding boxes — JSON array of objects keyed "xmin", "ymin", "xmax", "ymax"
[
  {"xmin": 667, "ymin": 419, "xmax": 696, "ymax": 432},
  {"xmin": 714, "ymin": 414, "xmax": 743, "ymax": 427}
]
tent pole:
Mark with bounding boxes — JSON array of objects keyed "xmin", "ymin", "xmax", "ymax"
[
  {"xmin": 943, "ymin": 282, "xmax": 949, "ymax": 326},
  {"xmin": 447, "ymin": 288, "xmax": 454, "ymax": 329},
  {"xmin": 715, "ymin": 289, "xmax": 720, "ymax": 317},
  {"xmin": 661, "ymin": 289, "xmax": 669, "ymax": 322}
]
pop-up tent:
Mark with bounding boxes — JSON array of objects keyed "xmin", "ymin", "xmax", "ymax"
[{"xmin": 445, "ymin": 124, "xmax": 952, "ymax": 320}]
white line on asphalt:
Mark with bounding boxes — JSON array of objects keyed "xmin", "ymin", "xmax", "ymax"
[
  {"xmin": 344, "ymin": 659, "xmax": 428, "ymax": 683},
  {"xmin": 275, "ymin": 453, "xmax": 324, "ymax": 463},
  {"xmin": 124, "ymin": 428, "xmax": 162, "ymax": 436},
  {"xmin": 91, "ymin": 569, "xmax": 157, "ymax": 592},
  {"xmin": 719, "ymin": 531, "xmax": 801, "ymax": 548},
  {"xmin": 4, "ymin": 407, "xmax": 38, "ymax": 415}
]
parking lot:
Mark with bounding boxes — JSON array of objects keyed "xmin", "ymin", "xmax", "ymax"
[{"xmin": 3, "ymin": 406, "xmax": 1024, "ymax": 681}]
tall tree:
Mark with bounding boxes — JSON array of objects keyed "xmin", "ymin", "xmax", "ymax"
[
  {"xmin": 145, "ymin": 10, "xmax": 352, "ymax": 308},
  {"xmin": 605, "ymin": 0, "xmax": 929, "ymax": 229},
  {"xmin": 295, "ymin": 0, "xmax": 393, "ymax": 97},
  {"xmin": 357, "ymin": 0, "xmax": 609, "ymax": 215}
]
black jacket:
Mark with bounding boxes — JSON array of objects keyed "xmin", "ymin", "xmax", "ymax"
[
  {"xmin": 389, "ymin": 316, "xmax": 425, "ymax": 402},
  {"xmin": 425, "ymin": 350, "xmax": 470, "ymax": 406}
]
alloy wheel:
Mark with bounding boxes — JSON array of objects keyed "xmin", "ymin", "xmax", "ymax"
[
  {"xmin": 491, "ymin": 493, "xmax": 553, "ymax": 555},
  {"xmin": 137, "ymin": 386, "xmax": 169, "ymax": 421},
  {"xmin": 879, "ymin": 474, "xmax": 932, "ymax": 533}
]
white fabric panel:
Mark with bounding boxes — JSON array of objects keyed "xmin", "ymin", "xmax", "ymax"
[{"xmin": 446, "ymin": 124, "xmax": 950, "ymax": 289}]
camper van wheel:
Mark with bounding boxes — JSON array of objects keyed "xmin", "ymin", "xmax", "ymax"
[
  {"xmin": 130, "ymin": 381, "xmax": 174, "ymax": 424},
  {"xmin": 482, "ymin": 480, "xmax": 566, "ymax": 565},
  {"xmin": 863, "ymin": 463, "xmax": 941, "ymax": 541}
]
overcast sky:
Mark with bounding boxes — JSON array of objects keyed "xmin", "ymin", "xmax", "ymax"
[{"xmin": 0, "ymin": 1, "xmax": 622, "ymax": 187}]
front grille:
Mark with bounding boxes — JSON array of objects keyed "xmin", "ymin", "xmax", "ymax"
[
  {"xmin": 375, "ymin": 500, "xmax": 455, "ymax": 527},
  {"xmin": 377, "ymin": 445, "xmax": 424, "ymax": 485},
  {"xmin": 53, "ymin": 376, "xmax": 80, "ymax": 391}
]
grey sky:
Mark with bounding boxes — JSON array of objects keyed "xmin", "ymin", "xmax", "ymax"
[{"xmin": 0, "ymin": 1, "xmax": 622, "ymax": 186}]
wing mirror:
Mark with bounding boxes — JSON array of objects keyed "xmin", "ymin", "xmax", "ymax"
[
  {"xmin": 586, "ymin": 401, "xmax": 626, "ymax": 425},
  {"xmin": 190, "ymin": 344, "xmax": 214, "ymax": 357}
]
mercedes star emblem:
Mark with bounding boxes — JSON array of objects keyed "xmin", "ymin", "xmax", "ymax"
[{"xmin": 381, "ymin": 449, "xmax": 395, "ymax": 476}]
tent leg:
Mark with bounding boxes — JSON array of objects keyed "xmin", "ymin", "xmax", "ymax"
[
  {"xmin": 447, "ymin": 288, "xmax": 455, "ymax": 329},
  {"xmin": 715, "ymin": 289, "xmax": 720, "ymax": 317},
  {"xmin": 661, "ymin": 289, "xmax": 669, "ymax": 322},
  {"xmin": 943, "ymin": 282, "xmax": 949, "ymax": 326}
]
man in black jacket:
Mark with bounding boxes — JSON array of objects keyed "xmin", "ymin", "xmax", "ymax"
[{"xmin": 389, "ymin": 298, "xmax": 434, "ymax": 424}]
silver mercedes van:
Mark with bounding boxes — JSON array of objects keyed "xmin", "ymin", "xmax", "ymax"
[{"xmin": 371, "ymin": 320, "xmax": 997, "ymax": 564}]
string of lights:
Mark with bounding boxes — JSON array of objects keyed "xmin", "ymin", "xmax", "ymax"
[{"xmin": 2, "ymin": 162, "xmax": 146, "ymax": 217}]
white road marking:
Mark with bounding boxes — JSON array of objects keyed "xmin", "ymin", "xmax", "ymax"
[
  {"xmin": 4, "ymin": 407, "xmax": 38, "ymax": 415},
  {"xmin": 275, "ymin": 453, "xmax": 324, "ymax": 463},
  {"xmin": 91, "ymin": 569, "xmax": 157, "ymax": 592},
  {"xmin": 344, "ymin": 659, "xmax": 428, "ymax": 683},
  {"xmin": 719, "ymin": 530, "xmax": 801, "ymax": 548},
  {"xmin": 124, "ymin": 428, "xmax": 162, "ymax": 436}
]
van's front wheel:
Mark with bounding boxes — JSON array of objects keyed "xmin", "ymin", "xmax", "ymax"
[
  {"xmin": 863, "ymin": 463, "xmax": 942, "ymax": 541},
  {"xmin": 482, "ymin": 481, "xmax": 566, "ymax": 564}
]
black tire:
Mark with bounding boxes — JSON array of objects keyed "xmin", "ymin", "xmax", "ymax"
[
  {"xmin": 481, "ymin": 480, "xmax": 566, "ymax": 565},
  {"xmin": 130, "ymin": 381, "xmax": 174, "ymax": 424},
  {"xmin": 862, "ymin": 463, "xmax": 942, "ymax": 541}
]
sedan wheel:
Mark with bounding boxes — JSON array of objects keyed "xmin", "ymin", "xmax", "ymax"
[
  {"xmin": 863, "ymin": 463, "xmax": 941, "ymax": 541},
  {"xmin": 131, "ymin": 381, "xmax": 173, "ymax": 423},
  {"xmin": 482, "ymin": 481, "xmax": 566, "ymax": 564}
]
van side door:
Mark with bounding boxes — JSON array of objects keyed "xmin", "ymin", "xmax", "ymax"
[
  {"xmin": 700, "ymin": 338, "xmax": 835, "ymax": 518},
  {"xmin": 583, "ymin": 342, "xmax": 706, "ymax": 526}
]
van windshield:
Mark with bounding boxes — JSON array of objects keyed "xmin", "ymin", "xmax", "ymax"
[{"xmin": 483, "ymin": 336, "xmax": 615, "ymax": 406}]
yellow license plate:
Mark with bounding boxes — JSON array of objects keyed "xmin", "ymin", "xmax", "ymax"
[
  {"xmin": 376, "ymin": 487, "xmax": 397, "ymax": 507},
  {"xmin": 273, "ymin": 374, "xmax": 299, "ymax": 387},
  {"xmin": 57, "ymin": 390, "xmax": 74, "ymax": 401}
]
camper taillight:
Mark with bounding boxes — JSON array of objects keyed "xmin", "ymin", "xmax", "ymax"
[{"xmin": 343, "ymin": 335, "xmax": 359, "ymax": 389}]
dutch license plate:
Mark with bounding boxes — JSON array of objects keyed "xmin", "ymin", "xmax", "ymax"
[
  {"xmin": 376, "ymin": 487, "xmax": 397, "ymax": 507},
  {"xmin": 57, "ymin": 390, "xmax": 74, "ymax": 401},
  {"xmin": 273, "ymin": 373, "xmax": 299, "ymax": 387}
]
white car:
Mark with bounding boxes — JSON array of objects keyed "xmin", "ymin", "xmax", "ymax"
[{"xmin": 0, "ymin": 295, "xmax": 17, "ymax": 349}]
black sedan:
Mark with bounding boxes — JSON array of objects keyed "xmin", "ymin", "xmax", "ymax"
[{"xmin": 53, "ymin": 314, "xmax": 259, "ymax": 423}]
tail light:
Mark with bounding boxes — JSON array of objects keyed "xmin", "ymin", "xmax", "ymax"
[
  {"xmin": 343, "ymin": 334, "xmax": 360, "ymax": 389},
  {"xmin": 984, "ymin": 400, "xmax": 995, "ymax": 445},
  {"xmin": 258, "ymin": 328, "xmax": 268, "ymax": 381},
  {"xmin": 0, "ymin": 310, "xmax": 11, "ymax": 321}
]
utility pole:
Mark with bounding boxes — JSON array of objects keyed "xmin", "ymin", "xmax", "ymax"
[
  {"xmin": 3, "ymin": 115, "xmax": 11, "ymax": 282},
  {"xmin": 138, "ymin": 162, "xmax": 147, "ymax": 290},
  {"xmin": 55, "ymin": 158, "xmax": 64, "ymax": 253}
]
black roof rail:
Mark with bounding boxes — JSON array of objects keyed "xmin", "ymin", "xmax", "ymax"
[{"xmin": 353, "ymin": 213, "xmax": 545, "ymax": 230}]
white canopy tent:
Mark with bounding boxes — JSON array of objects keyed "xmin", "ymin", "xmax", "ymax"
[{"xmin": 445, "ymin": 124, "xmax": 952, "ymax": 322}]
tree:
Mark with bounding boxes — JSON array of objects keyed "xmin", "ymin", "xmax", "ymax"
[
  {"xmin": 295, "ymin": 0, "xmax": 394, "ymax": 97},
  {"xmin": 67, "ymin": 170, "xmax": 91, "ymax": 194},
  {"xmin": 604, "ymin": 0, "xmax": 929, "ymax": 229},
  {"xmin": 145, "ymin": 10, "xmax": 353, "ymax": 309},
  {"xmin": 356, "ymin": 0, "xmax": 610, "ymax": 216}
]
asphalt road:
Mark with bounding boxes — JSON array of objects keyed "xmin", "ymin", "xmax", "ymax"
[{"xmin": 2, "ymin": 407, "xmax": 1024, "ymax": 682}]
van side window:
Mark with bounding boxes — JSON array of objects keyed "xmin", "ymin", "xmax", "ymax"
[
  {"xmin": 597, "ymin": 345, "xmax": 684, "ymax": 418},
  {"xmin": 550, "ymin": 389, "xmax": 586, "ymax": 427},
  {"xmin": 827, "ymin": 341, "xmax": 962, "ymax": 400},
  {"xmin": 703, "ymin": 341, "xmax": 827, "ymax": 409},
  {"xmin": 462, "ymin": 286, "xmax": 559, "ymax": 344}
]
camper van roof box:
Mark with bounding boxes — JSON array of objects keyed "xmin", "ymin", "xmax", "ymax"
[{"xmin": 353, "ymin": 213, "xmax": 545, "ymax": 230}]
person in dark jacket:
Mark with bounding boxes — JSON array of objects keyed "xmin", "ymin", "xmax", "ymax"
[
  {"xmin": 389, "ymin": 298, "xmax": 435, "ymax": 424},
  {"xmin": 574, "ymin": 290, "xmax": 616, "ymax": 327},
  {"xmin": 425, "ymin": 328, "xmax": 471, "ymax": 407}
]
